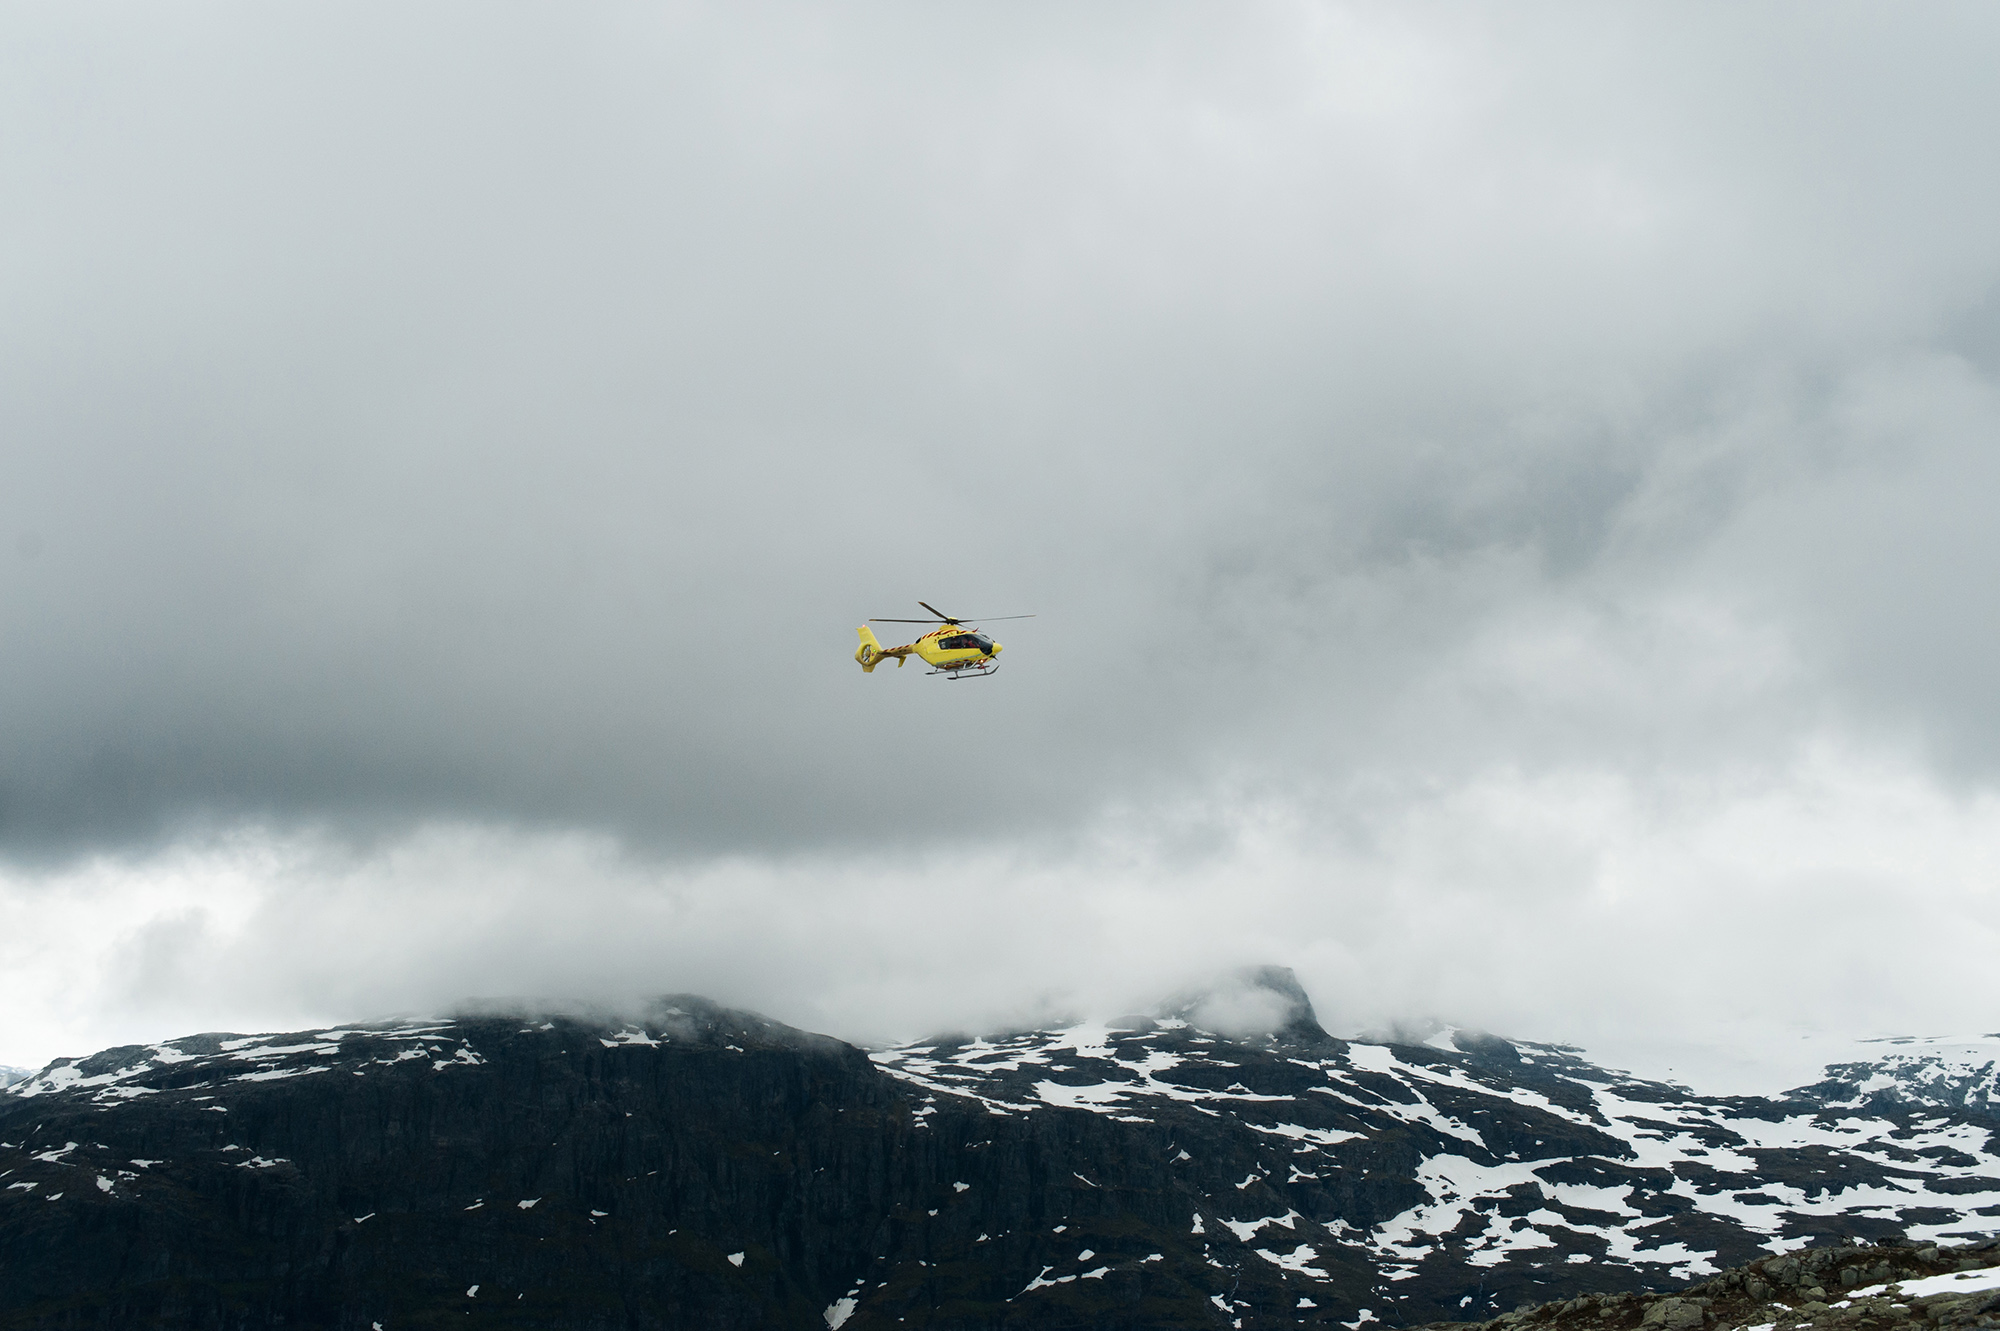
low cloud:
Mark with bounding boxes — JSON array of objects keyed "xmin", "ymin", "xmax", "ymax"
[
  {"xmin": 3, "ymin": 5, "xmax": 1998, "ymax": 1085},
  {"xmin": 5, "ymin": 740, "xmax": 1996, "ymax": 1095}
]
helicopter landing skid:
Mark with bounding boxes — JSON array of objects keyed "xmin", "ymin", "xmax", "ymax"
[{"xmin": 930, "ymin": 661, "xmax": 999, "ymax": 680}]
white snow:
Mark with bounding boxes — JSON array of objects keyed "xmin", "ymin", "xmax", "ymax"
[
  {"xmin": 1250, "ymin": 1121, "xmax": 1363, "ymax": 1147},
  {"xmin": 1840, "ymin": 1268, "xmax": 2000, "ymax": 1303},
  {"xmin": 1222, "ymin": 1211, "xmax": 1301, "ymax": 1242},
  {"xmin": 1017, "ymin": 1265, "xmax": 1081, "ymax": 1295},
  {"xmin": 1254, "ymin": 1243, "xmax": 1331, "ymax": 1277},
  {"xmin": 233, "ymin": 1067, "xmax": 330, "ymax": 1083}
]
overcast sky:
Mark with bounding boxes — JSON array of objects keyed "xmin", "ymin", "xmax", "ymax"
[{"xmin": 5, "ymin": 2, "xmax": 2000, "ymax": 1089}]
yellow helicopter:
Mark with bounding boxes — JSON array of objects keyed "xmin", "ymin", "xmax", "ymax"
[{"xmin": 855, "ymin": 602, "xmax": 1034, "ymax": 680}]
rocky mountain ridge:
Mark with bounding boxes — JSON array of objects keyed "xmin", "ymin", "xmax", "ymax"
[{"xmin": 1, "ymin": 974, "xmax": 1995, "ymax": 1329}]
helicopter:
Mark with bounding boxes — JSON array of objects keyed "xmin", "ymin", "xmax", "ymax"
[{"xmin": 854, "ymin": 602, "xmax": 1034, "ymax": 679}]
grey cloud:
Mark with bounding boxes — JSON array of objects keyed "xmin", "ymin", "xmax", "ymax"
[{"xmin": 4, "ymin": 2, "xmax": 2000, "ymax": 868}]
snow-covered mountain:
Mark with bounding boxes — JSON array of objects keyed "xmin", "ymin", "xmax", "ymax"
[
  {"xmin": 870, "ymin": 969, "xmax": 2000, "ymax": 1320},
  {"xmin": 2, "ymin": 971, "xmax": 1995, "ymax": 1329},
  {"xmin": 0, "ymin": 1064, "xmax": 29, "ymax": 1089},
  {"xmin": 1789, "ymin": 1035, "xmax": 2000, "ymax": 1124}
]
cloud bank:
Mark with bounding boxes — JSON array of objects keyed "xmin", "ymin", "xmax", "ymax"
[{"xmin": 4, "ymin": 2, "xmax": 1999, "ymax": 1080}]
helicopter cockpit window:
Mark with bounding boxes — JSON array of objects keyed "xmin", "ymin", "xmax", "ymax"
[{"xmin": 940, "ymin": 634, "xmax": 978, "ymax": 650}]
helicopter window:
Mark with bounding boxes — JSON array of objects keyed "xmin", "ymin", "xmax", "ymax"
[{"xmin": 940, "ymin": 634, "xmax": 977, "ymax": 649}]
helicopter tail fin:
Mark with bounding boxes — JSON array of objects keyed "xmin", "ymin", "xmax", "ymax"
[{"xmin": 855, "ymin": 625, "xmax": 884, "ymax": 672}]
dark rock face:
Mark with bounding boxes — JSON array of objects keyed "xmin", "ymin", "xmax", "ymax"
[
  {"xmin": 2, "ymin": 1002, "xmax": 916, "ymax": 1329},
  {"xmin": 2, "ymin": 981, "xmax": 1997, "ymax": 1329}
]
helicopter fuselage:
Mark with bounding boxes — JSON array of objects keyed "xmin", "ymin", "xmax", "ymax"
[{"xmin": 855, "ymin": 624, "xmax": 1003, "ymax": 676}]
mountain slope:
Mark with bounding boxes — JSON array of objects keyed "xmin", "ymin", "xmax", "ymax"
[
  {"xmin": 870, "ymin": 985, "xmax": 2000, "ymax": 1322},
  {"xmin": 1789, "ymin": 1036, "xmax": 2000, "ymax": 1126},
  {"xmin": 2, "ymin": 975, "xmax": 1996, "ymax": 1329}
]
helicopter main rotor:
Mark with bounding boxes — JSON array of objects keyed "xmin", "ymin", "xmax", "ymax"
[{"xmin": 869, "ymin": 601, "xmax": 1035, "ymax": 627}]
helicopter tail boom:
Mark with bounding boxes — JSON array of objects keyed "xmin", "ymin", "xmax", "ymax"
[{"xmin": 854, "ymin": 625, "xmax": 913, "ymax": 672}]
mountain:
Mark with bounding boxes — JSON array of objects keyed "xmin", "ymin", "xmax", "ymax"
[
  {"xmin": 1, "ymin": 971, "xmax": 1996, "ymax": 1329},
  {"xmin": 1789, "ymin": 1035, "xmax": 2000, "ymax": 1125},
  {"xmin": 0, "ymin": 1069, "xmax": 27, "ymax": 1091}
]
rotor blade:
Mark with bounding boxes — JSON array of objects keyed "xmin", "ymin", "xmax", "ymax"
[
  {"xmin": 960, "ymin": 614, "xmax": 1036, "ymax": 621},
  {"xmin": 917, "ymin": 601, "xmax": 951, "ymax": 621},
  {"xmin": 869, "ymin": 618, "xmax": 940, "ymax": 623}
]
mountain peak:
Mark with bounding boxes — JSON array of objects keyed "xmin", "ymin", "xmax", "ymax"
[{"xmin": 1156, "ymin": 963, "xmax": 1328, "ymax": 1043}]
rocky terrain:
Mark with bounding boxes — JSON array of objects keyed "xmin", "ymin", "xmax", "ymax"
[
  {"xmin": 1415, "ymin": 1238, "xmax": 2000, "ymax": 1331},
  {"xmin": 1791, "ymin": 1041, "xmax": 2000, "ymax": 1127},
  {"xmin": 0, "ymin": 970, "xmax": 1994, "ymax": 1329}
]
